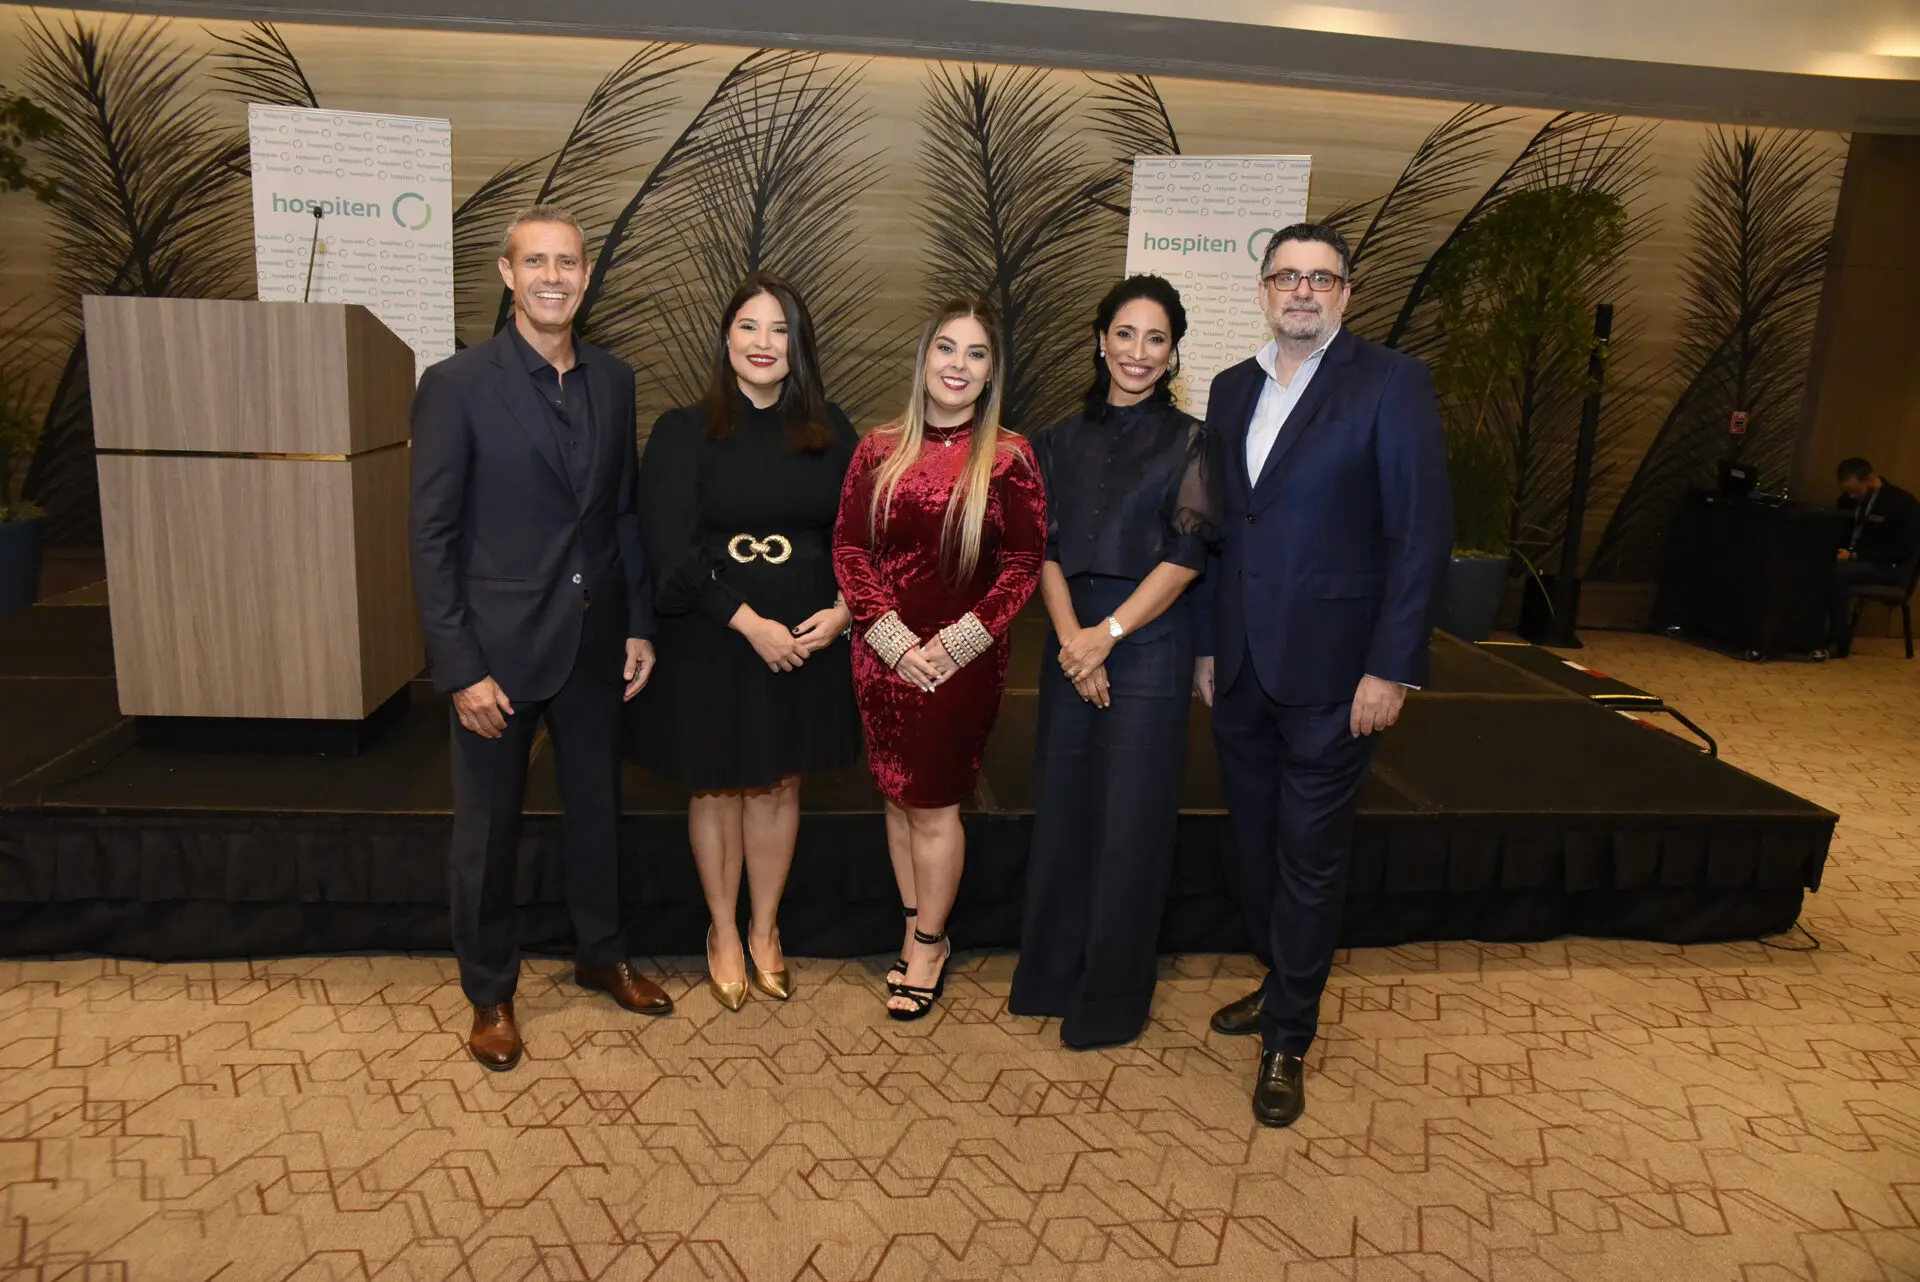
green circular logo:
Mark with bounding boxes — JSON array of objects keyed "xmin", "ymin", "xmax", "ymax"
[
  {"xmin": 393, "ymin": 192, "xmax": 431, "ymax": 231},
  {"xmin": 1247, "ymin": 227, "xmax": 1277, "ymax": 261}
]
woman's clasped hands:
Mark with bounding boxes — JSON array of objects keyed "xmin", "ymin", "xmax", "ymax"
[
  {"xmin": 1057, "ymin": 623, "xmax": 1115, "ymax": 708},
  {"xmin": 895, "ymin": 635, "xmax": 958, "ymax": 694}
]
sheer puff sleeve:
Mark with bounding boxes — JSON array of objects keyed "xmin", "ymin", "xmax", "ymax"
[{"xmin": 1158, "ymin": 420, "xmax": 1221, "ymax": 572}]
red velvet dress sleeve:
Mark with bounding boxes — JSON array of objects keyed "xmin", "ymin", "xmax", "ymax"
[
  {"xmin": 933, "ymin": 438, "xmax": 1046, "ymax": 668},
  {"xmin": 973, "ymin": 441, "xmax": 1047, "ymax": 640},
  {"xmin": 833, "ymin": 431, "xmax": 919, "ymax": 668}
]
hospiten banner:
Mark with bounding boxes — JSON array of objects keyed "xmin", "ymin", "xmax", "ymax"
[
  {"xmin": 1125, "ymin": 155, "xmax": 1312, "ymax": 419},
  {"xmin": 248, "ymin": 105, "xmax": 455, "ymax": 382}
]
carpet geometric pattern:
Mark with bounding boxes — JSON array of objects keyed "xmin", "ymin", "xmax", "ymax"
[{"xmin": 3, "ymin": 633, "xmax": 1917, "ymax": 1280}]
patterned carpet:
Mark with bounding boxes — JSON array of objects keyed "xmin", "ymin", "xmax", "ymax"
[{"xmin": 3, "ymin": 632, "xmax": 1917, "ymax": 1281}]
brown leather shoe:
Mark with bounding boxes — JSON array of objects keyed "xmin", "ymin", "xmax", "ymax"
[
  {"xmin": 575, "ymin": 960, "xmax": 674, "ymax": 1015},
  {"xmin": 467, "ymin": 1000, "xmax": 522, "ymax": 1071}
]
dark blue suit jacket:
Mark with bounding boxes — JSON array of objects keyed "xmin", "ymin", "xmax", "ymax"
[
  {"xmin": 1195, "ymin": 328, "xmax": 1451, "ymax": 706},
  {"xmin": 409, "ymin": 328, "xmax": 656, "ymax": 702}
]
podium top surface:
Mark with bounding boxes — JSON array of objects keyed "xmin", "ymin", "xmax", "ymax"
[{"xmin": 84, "ymin": 297, "xmax": 415, "ymax": 456}]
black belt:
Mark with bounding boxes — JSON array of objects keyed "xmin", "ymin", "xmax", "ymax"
[{"xmin": 708, "ymin": 530, "xmax": 829, "ymax": 564}]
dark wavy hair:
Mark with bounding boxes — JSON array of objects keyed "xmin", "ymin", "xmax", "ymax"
[
  {"xmin": 1257, "ymin": 221, "xmax": 1353, "ymax": 279},
  {"xmin": 700, "ymin": 272, "xmax": 834, "ymax": 453},
  {"xmin": 1081, "ymin": 274, "xmax": 1188, "ymax": 421}
]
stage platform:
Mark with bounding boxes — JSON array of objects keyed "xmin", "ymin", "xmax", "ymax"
[{"xmin": 0, "ymin": 603, "xmax": 1835, "ymax": 959}]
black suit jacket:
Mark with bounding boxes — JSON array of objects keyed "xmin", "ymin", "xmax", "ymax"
[
  {"xmin": 1195, "ymin": 328, "xmax": 1452, "ymax": 705},
  {"xmin": 409, "ymin": 327, "xmax": 656, "ymax": 702}
]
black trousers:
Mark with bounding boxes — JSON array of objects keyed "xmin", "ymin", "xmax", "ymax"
[
  {"xmin": 1209, "ymin": 665, "xmax": 1376, "ymax": 1055},
  {"xmin": 449, "ymin": 621, "xmax": 625, "ymax": 1006},
  {"xmin": 1830, "ymin": 559, "xmax": 1904, "ymax": 654},
  {"xmin": 1011, "ymin": 578, "xmax": 1191, "ymax": 1048}
]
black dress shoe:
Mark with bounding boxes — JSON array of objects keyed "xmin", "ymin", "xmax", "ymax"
[
  {"xmin": 1210, "ymin": 988, "xmax": 1265, "ymax": 1037},
  {"xmin": 1252, "ymin": 1050, "xmax": 1306, "ymax": 1128}
]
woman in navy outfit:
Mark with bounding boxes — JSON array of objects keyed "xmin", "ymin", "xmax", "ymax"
[{"xmin": 1010, "ymin": 275, "xmax": 1218, "ymax": 1049}]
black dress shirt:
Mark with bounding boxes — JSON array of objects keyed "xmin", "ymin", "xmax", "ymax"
[
  {"xmin": 509, "ymin": 323, "xmax": 594, "ymax": 498},
  {"xmin": 1838, "ymin": 479, "xmax": 1920, "ymax": 571},
  {"xmin": 1030, "ymin": 398, "xmax": 1218, "ymax": 579}
]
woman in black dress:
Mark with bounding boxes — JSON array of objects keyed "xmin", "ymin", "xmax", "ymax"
[
  {"xmin": 1010, "ymin": 274, "xmax": 1217, "ymax": 1049},
  {"xmin": 634, "ymin": 273, "xmax": 860, "ymax": 1010}
]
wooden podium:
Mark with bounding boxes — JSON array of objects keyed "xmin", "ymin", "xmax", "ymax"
[{"xmin": 85, "ymin": 297, "xmax": 423, "ymax": 747}]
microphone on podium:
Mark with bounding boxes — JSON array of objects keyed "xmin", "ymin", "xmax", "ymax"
[{"xmin": 301, "ymin": 203, "xmax": 325, "ymax": 303}]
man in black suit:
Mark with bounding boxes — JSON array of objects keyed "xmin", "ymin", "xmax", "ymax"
[
  {"xmin": 1194, "ymin": 223, "xmax": 1452, "ymax": 1127},
  {"xmin": 1830, "ymin": 457, "xmax": 1920, "ymax": 658},
  {"xmin": 411, "ymin": 204, "xmax": 670, "ymax": 1071}
]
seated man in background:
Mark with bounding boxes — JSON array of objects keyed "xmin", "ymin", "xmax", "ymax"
[{"xmin": 1831, "ymin": 457, "xmax": 1920, "ymax": 657}]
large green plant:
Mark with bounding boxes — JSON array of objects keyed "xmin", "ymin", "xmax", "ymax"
[
  {"xmin": 0, "ymin": 85, "xmax": 55, "ymax": 522},
  {"xmin": 1446, "ymin": 422, "xmax": 1511, "ymax": 557},
  {"xmin": 0, "ymin": 85, "xmax": 59, "ymax": 201},
  {"xmin": 1428, "ymin": 185, "xmax": 1626, "ymax": 558}
]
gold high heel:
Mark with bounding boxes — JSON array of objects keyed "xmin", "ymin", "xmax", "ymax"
[
  {"xmin": 747, "ymin": 928, "xmax": 792, "ymax": 1001},
  {"xmin": 706, "ymin": 926, "xmax": 748, "ymax": 1012}
]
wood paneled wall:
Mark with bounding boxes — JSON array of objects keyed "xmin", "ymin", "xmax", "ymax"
[{"xmin": 1795, "ymin": 133, "xmax": 1920, "ymax": 501}]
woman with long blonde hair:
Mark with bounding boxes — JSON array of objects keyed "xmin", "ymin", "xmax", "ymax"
[{"xmin": 831, "ymin": 298, "xmax": 1046, "ymax": 1020}]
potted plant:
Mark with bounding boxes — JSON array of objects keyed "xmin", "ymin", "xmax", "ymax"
[
  {"xmin": 0, "ymin": 84, "xmax": 58, "ymax": 609},
  {"xmin": 1426, "ymin": 183, "xmax": 1628, "ymax": 643},
  {"xmin": 1437, "ymin": 422, "xmax": 1512, "ymax": 641},
  {"xmin": 0, "ymin": 355, "xmax": 43, "ymax": 612}
]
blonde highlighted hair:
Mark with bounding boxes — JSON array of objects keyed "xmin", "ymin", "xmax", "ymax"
[{"xmin": 868, "ymin": 298, "xmax": 1022, "ymax": 582}]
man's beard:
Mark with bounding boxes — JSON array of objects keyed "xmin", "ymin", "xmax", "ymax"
[{"xmin": 1277, "ymin": 306, "xmax": 1327, "ymax": 341}]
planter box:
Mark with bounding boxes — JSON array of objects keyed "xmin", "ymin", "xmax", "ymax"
[
  {"xmin": 1438, "ymin": 554, "xmax": 1508, "ymax": 642},
  {"xmin": 0, "ymin": 516, "xmax": 43, "ymax": 611}
]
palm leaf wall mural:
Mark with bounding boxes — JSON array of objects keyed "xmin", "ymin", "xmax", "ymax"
[
  {"xmin": 486, "ymin": 42, "xmax": 697, "ymax": 336},
  {"xmin": 448, "ymin": 158, "xmax": 550, "ymax": 334},
  {"xmin": 918, "ymin": 63, "xmax": 1114, "ymax": 434},
  {"xmin": 579, "ymin": 49, "xmax": 895, "ymax": 427},
  {"xmin": 207, "ymin": 21, "xmax": 316, "ymax": 109},
  {"xmin": 1085, "ymin": 72, "xmax": 1180, "ymax": 214},
  {"xmin": 578, "ymin": 49, "xmax": 812, "ymax": 343},
  {"xmin": 1369, "ymin": 111, "xmax": 1655, "ymax": 360},
  {"xmin": 1322, "ymin": 104, "xmax": 1517, "ymax": 343},
  {"xmin": 21, "ymin": 14, "xmax": 253, "ymax": 546},
  {"xmin": 583, "ymin": 52, "xmax": 890, "ymax": 424},
  {"xmin": 1588, "ymin": 128, "xmax": 1837, "ymax": 580},
  {"xmin": 0, "ymin": 290, "xmax": 47, "ymax": 513}
]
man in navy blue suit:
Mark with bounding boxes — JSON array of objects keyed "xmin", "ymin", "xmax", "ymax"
[
  {"xmin": 1193, "ymin": 222, "xmax": 1451, "ymax": 1127},
  {"xmin": 411, "ymin": 205, "xmax": 672, "ymax": 1071}
]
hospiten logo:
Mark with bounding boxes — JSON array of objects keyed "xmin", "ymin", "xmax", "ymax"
[
  {"xmin": 1135, "ymin": 228, "xmax": 1279, "ymax": 260},
  {"xmin": 392, "ymin": 192, "xmax": 432, "ymax": 231}
]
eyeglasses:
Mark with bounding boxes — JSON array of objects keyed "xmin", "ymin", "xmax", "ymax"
[{"xmin": 1262, "ymin": 269, "xmax": 1346, "ymax": 293}]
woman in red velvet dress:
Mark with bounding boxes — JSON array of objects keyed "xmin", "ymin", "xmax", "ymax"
[{"xmin": 832, "ymin": 298, "xmax": 1046, "ymax": 1020}]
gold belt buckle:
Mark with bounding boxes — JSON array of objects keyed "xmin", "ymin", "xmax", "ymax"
[{"xmin": 727, "ymin": 533, "xmax": 793, "ymax": 564}]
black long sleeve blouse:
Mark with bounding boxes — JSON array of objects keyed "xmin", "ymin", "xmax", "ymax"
[
  {"xmin": 637, "ymin": 396, "xmax": 857, "ymax": 628},
  {"xmin": 1030, "ymin": 399, "xmax": 1219, "ymax": 579}
]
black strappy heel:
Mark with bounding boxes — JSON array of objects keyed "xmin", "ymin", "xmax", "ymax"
[
  {"xmin": 886, "ymin": 907, "xmax": 916, "ymax": 994},
  {"xmin": 888, "ymin": 928, "xmax": 951, "ymax": 1023}
]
